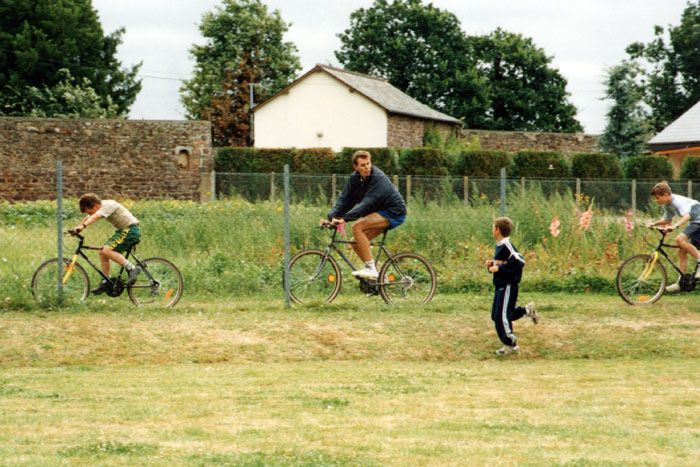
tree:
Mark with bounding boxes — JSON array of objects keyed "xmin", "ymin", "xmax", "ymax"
[
  {"xmin": 181, "ymin": 0, "xmax": 301, "ymax": 146},
  {"xmin": 335, "ymin": 0, "xmax": 487, "ymax": 125},
  {"xmin": 598, "ymin": 63, "xmax": 650, "ymax": 161},
  {"xmin": 625, "ymin": 1, "xmax": 700, "ymax": 132},
  {"xmin": 3, "ymin": 68, "xmax": 120, "ymax": 118},
  {"xmin": 0, "ymin": 0, "xmax": 141, "ymax": 117},
  {"xmin": 471, "ymin": 28, "xmax": 583, "ymax": 132}
]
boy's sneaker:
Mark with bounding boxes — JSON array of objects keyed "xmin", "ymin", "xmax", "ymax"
[
  {"xmin": 91, "ymin": 279, "xmax": 109, "ymax": 295},
  {"xmin": 126, "ymin": 266, "xmax": 142, "ymax": 287},
  {"xmin": 496, "ymin": 345, "xmax": 520, "ymax": 355},
  {"xmin": 665, "ymin": 281, "xmax": 680, "ymax": 293},
  {"xmin": 525, "ymin": 301, "xmax": 538, "ymax": 324},
  {"xmin": 694, "ymin": 268, "xmax": 700, "ymax": 279},
  {"xmin": 352, "ymin": 267, "xmax": 378, "ymax": 280}
]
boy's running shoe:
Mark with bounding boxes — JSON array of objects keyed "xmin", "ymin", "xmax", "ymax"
[
  {"xmin": 665, "ymin": 281, "xmax": 680, "ymax": 293},
  {"xmin": 91, "ymin": 279, "xmax": 109, "ymax": 295},
  {"xmin": 496, "ymin": 345, "xmax": 520, "ymax": 355},
  {"xmin": 526, "ymin": 301, "xmax": 538, "ymax": 324}
]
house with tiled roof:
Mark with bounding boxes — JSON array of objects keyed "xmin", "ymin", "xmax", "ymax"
[
  {"xmin": 252, "ymin": 64, "xmax": 462, "ymax": 151},
  {"xmin": 648, "ymin": 99, "xmax": 700, "ymax": 177}
]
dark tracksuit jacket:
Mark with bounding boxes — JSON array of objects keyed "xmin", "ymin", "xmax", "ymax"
[
  {"xmin": 327, "ymin": 166, "xmax": 406, "ymax": 221},
  {"xmin": 491, "ymin": 237, "xmax": 526, "ymax": 347}
]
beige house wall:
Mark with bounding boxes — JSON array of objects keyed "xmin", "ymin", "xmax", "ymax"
[{"xmin": 254, "ymin": 70, "xmax": 387, "ymax": 151}]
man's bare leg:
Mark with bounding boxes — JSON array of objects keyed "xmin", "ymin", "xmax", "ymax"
[{"xmin": 351, "ymin": 213, "xmax": 390, "ymax": 263}]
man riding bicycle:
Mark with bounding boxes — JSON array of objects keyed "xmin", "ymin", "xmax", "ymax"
[{"xmin": 319, "ymin": 150, "xmax": 406, "ymax": 280}]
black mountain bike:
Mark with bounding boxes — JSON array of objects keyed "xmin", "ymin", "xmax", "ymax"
[
  {"xmin": 286, "ymin": 224, "xmax": 436, "ymax": 305},
  {"xmin": 32, "ymin": 231, "xmax": 183, "ymax": 307},
  {"xmin": 616, "ymin": 226, "xmax": 698, "ymax": 305}
]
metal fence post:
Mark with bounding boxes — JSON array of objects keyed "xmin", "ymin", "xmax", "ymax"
[
  {"xmin": 283, "ymin": 165, "xmax": 290, "ymax": 307},
  {"xmin": 270, "ymin": 172, "xmax": 275, "ymax": 203},
  {"xmin": 56, "ymin": 160, "xmax": 63, "ymax": 306},
  {"xmin": 210, "ymin": 171, "xmax": 216, "ymax": 203},
  {"xmin": 520, "ymin": 177, "xmax": 525, "ymax": 197},
  {"xmin": 500, "ymin": 167, "xmax": 506, "ymax": 217},
  {"xmin": 631, "ymin": 179, "xmax": 636, "ymax": 220},
  {"xmin": 576, "ymin": 178, "xmax": 581, "ymax": 199},
  {"xmin": 463, "ymin": 176, "xmax": 469, "ymax": 206},
  {"xmin": 332, "ymin": 174, "xmax": 337, "ymax": 205},
  {"xmin": 392, "ymin": 174, "xmax": 398, "ymax": 189},
  {"xmin": 406, "ymin": 175, "xmax": 411, "ymax": 206},
  {"xmin": 688, "ymin": 180, "xmax": 693, "ymax": 199}
]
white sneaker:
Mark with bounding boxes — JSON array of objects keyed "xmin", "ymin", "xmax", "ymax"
[
  {"xmin": 695, "ymin": 268, "xmax": 700, "ymax": 279},
  {"xmin": 496, "ymin": 345, "xmax": 520, "ymax": 355},
  {"xmin": 665, "ymin": 281, "xmax": 680, "ymax": 293},
  {"xmin": 352, "ymin": 267, "xmax": 378, "ymax": 280},
  {"xmin": 526, "ymin": 301, "xmax": 538, "ymax": 324}
]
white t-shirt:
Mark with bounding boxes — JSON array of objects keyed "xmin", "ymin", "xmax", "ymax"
[
  {"xmin": 663, "ymin": 194, "xmax": 700, "ymax": 224},
  {"xmin": 97, "ymin": 200, "xmax": 139, "ymax": 230}
]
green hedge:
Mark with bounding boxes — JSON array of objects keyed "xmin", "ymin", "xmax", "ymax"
[
  {"xmin": 510, "ymin": 151, "xmax": 570, "ymax": 178},
  {"xmin": 215, "ymin": 147, "xmax": 296, "ymax": 173},
  {"xmin": 571, "ymin": 153, "xmax": 623, "ymax": 179},
  {"xmin": 680, "ymin": 156, "xmax": 700, "ymax": 181},
  {"xmin": 625, "ymin": 156, "xmax": 673, "ymax": 180},
  {"xmin": 399, "ymin": 147, "xmax": 450, "ymax": 176},
  {"xmin": 455, "ymin": 150, "xmax": 510, "ymax": 177}
]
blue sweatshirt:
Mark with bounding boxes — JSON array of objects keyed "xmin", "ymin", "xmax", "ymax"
[
  {"xmin": 492, "ymin": 237, "xmax": 525, "ymax": 287},
  {"xmin": 328, "ymin": 166, "xmax": 406, "ymax": 221}
]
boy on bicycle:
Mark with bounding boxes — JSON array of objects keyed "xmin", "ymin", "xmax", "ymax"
[
  {"xmin": 319, "ymin": 150, "xmax": 406, "ymax": 280},
  {"xmin": 74, "ymin": 193, "xmax": 141, "ymax": 294},
  {"xmin": 650, "ymin": 181, "xmax": 700, "ymax": 292},
  {"xmin": 486, "ymin": 217, "xmax": 537, "ymax": 355}
]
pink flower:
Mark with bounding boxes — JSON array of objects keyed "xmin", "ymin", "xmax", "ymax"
[
  {"xmin": 579, "ymin": 208, "xmax": 593, "ymax": 231},
  {"xmin": 549, "ymin": 216, "xmax": 561, "ymax": 237},
  {"xmin": 336, "ymin": 223, "xmax": 346, "ymax": 237},
  {"xmin": 625, "ymin": 211, "xmax": 634, "ymax": 236}
]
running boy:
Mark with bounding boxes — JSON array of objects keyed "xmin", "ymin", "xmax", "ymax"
[
  {"xmin": 486, "ymin": 217, "xmax": 537, "ymax": 355},
  {"xmin": 649, "ymin": 181, "xmax": 700, "ymax": 292},
  {"xmin": 74, "ymin": 193, "xmax": 141, "ymax": 294}
]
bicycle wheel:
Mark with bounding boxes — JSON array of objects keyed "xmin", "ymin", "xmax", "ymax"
[
  {"xmin": 31, "ymin": 258, "xmax": 90, "ymax": 305},
  {"xmin": 379, "ymin": 252, "xmax": 436, "ymax": 305},
  {"xmin": 128, "ymin": 257, "xmax": 183, "ymax": 307},
  {"xmin": 616, "ymin": 254, "xmax": 667, "ymax": 305},
  {"xmin": 287, "ymin": 249, "xmax": 341, "ymax": 304}
]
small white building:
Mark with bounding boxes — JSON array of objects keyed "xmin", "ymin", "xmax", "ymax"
[
  {"xmin": 252, "ymin": 65, "xmax": 462, "ymax": 152},
  {"xmin": 648, "ymin": 99, "xmax": 700, "ymax": 177}
]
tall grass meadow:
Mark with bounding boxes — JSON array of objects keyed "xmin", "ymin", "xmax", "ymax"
[{"xmin": 0, "ymin": 184, "xmax": 658, "ymax": 310}]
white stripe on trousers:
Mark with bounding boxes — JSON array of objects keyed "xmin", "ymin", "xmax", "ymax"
[{"xmin": 502, "ymin": 284, "xmax": 516, "ymax": 345}]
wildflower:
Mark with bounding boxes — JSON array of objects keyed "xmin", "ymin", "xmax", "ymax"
[
  {"xmin": 579, "ymin": 208, "xmax": 593, "ymax": 231},
  {"xmin": 549, "ymin": 216, "xmax": 561, "ymax": 237},
  {"xmin": 337, "ymin": 223, "xmax": 347, "ymax": 238}
]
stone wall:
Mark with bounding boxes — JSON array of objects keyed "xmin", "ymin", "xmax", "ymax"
[
  {"xmin": 0, "ymin": 117, "xmax": 213, "ymax": 202},
  {"xmin": 460, "ymin": 128, "xmax": 599, "ymax": 153},
  {"xmin": 387, "ymin": 114, "xmax": 458, "ymax": 148}
]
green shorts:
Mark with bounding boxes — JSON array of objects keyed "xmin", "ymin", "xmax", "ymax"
[{"xmin": 106, "ymin": 224, "xmax": 141, "ymax": 253}]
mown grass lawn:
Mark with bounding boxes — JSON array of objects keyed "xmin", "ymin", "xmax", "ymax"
[{"xmin": 0, "ymin": 292, "xmax": 698, "ymax": 465}]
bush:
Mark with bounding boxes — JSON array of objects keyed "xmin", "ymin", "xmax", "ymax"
[
  {"xmin": 339, "ymin": 147, "xmax": 398, "ymax": 174},
  {"xmin": 454, "ymin": 150, "xmax": 511, "ymax": 177},
  {"xmin": 292, "ymin": 148, "xmax": 337, "ymax": 174},
  {"xmin": 215, "ymin": 147, "xmax": 297, "ymax": 173},
  {"xmin": 571, "ymin": 153, "xmax": 623, "ymax": 179},
  {"xmin": 679, "ymin": 156, "xmax": 700, "ymax": 181},
  {"xmin": 399, "ymin": 147, "xmax": 450, "ymax": 176},
  {"xmin": 625, "ymin": 156, "xmax": 673, "ymax": 180},
  {"xmin": 510, "ymin": 151, "xmax": 570, "ymax": 178}
]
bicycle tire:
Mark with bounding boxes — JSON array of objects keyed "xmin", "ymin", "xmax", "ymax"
[
  {"xmin": 378, "ymin": 252, "xmax": 436, "ymax": 306},
  {"xmin": 287, "ymin": 249, "xmax": 342, "ymax": 304},
  {"xmin": 31, "ymin": 258, "xmax": 90, "ymax": 305},
  {"xmin": 128, "ymin": 257, "xmax": 183, "ymax": 307},
  {"xmin": 616, "ymin": 254, "xmax": 667, "ymax": 305}
]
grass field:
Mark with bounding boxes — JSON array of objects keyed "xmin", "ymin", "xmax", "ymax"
[{"xmin": 1, "ymin": 293, "xmax": 698, "ymax": 465}]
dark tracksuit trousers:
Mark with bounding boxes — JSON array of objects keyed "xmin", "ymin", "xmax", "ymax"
[{"xmin": 491, "ymin": 283, "xmax": 527, "ymax": 347}]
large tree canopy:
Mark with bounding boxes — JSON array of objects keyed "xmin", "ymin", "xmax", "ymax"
[
  {"xmin": 625, "ymin": 1, "xmax": 700, "ymax": 132},
  {"xmin": 180, "ymin": 0, "xmax": 301, "ymax": 146},
  {"xmin": 0, "ymin": 0, "xmax": 141, "ymax": 117},
  {"xmin": 336, "ymin": 0, "xmax": 582, "ymax": 133},
  {"xmin": 472, "ymin": 28, "xmax": 582, "ymax": 132}
]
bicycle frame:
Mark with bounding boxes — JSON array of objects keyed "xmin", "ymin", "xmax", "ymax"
[
  {"xmin": 316, "ymin": 226, "xmax": 394, "ymax": 283},
  {"xmin": 646, "ymin": 229, "xmax": 697, "ymax": 278}
]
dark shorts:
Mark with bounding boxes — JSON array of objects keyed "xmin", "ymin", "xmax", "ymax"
[
  {"xmin": 683, "ymin": 222, "xmax": 700, "ymax": 247},
  {"xmin": 377, "ymin": 210, "xmax": 406, "ymax": 230},
  {"xmin": 106, "ymin": 224, "xmax": 141, "ymax": 253}
]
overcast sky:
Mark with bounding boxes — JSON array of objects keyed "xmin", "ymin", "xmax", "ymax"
[{"xmin": 92, "ymin": 0, "xmax": 691, "ymax": 135}]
